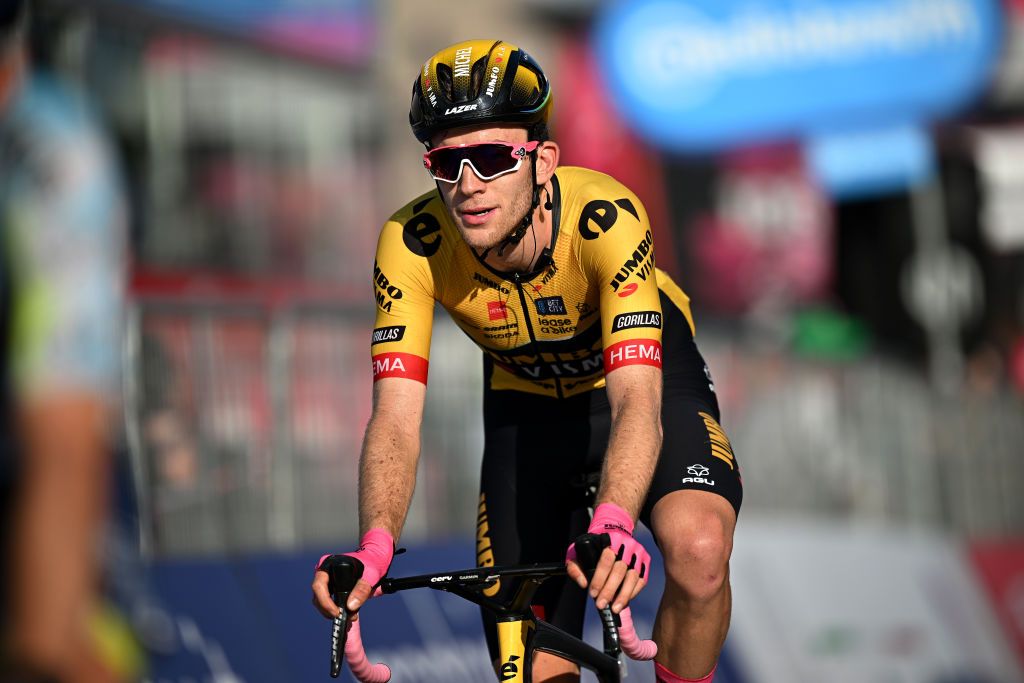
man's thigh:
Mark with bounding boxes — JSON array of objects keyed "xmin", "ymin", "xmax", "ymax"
[{"xmin": 640, "ymin": 399, "xmax": 742, "ymax": 531}]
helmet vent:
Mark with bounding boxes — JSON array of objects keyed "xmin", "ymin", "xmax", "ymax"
[
  {"xmin": 436, "ymin": 63, "xmax": 455, "ymax": 100},
  {"xmin": 470, "ymin": 56, "xmax": 489, "ymax": 100},
  {"xmin": 510, "ymin": 60, "xmax": 543, "ymax": 107}
]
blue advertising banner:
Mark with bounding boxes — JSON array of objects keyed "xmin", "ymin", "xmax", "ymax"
[
  {"xmin": 806, "ymin": 124, "xmax": 935, "ymax": 198},
  {"xmin": 594, "ymin": 0, "xmax": 1003, "ymax": 152},
  {"xmin": 124, "ymin": 0, "xmax": 375, "ymax": 64}
]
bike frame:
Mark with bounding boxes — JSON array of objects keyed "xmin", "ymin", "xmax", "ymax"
[{"xmin": 379, "ymin": 563, "xmax": 623, "ymax": 682}]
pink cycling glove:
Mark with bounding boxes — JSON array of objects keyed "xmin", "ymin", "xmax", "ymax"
[
  {"xmin": 567, "ymin": 503, "xmax": 650, "ymax": 580},
  {"xmin": 316, "ymin": 528, "xmax": 395, "ymax": 592}
]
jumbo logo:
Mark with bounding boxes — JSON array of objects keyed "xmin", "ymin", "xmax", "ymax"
[
  {"xmin": 595, "ymin": 0, "xmax": 1002, "ymax": 150},
  {"xmin": 609, "ymin": 230, "xmax": 655, "ymax": 292},
  {"xmin": 476, "ymin": 494, "xmax": 501, "ymax": 596},
  {"xmin": 373, "ymin": 261, "xmax": 403, "ymax": 313}
]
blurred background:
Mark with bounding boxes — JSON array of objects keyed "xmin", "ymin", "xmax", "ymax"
[{"xmin": 13, "ymin": 0, "xmax": 1024, "ymax": 680}]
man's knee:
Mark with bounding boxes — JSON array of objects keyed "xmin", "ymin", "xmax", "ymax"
[
  {"xmin": 653, "ymin": 492, "xmax": 735, "ymax": 604},
  {"xmin": 531, "ymin": 652, "xmax": 580, "ymax": 683}
]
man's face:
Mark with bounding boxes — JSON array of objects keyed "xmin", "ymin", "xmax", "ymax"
[{"xmin": 429, "ymin": 124, "xmax": 535, "ymax": 253}]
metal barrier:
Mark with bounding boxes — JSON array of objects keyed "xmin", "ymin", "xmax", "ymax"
[
  {"xmin": 123, "ymin": 298, "xmax": 485, "ymax": 557},
  {"xmin": 123, "ymin": 302, "xmax": 1024, "ymax": 558},
  {"xmin": 702, "ymin": 336, "xmax": 1024, "ymax": 536}
]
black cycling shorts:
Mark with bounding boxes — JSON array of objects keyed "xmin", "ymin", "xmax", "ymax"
[{"xmin": 475, "ymin": 291, "xmax": 743, "ymax": 661}]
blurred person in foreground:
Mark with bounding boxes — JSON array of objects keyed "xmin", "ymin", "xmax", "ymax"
[
  {"xmin": 312, "ymin": 40, "xmax": 741, "ymax": 682},
  {"xmin": 0, "ymin": 1, "xmax": 127, "ymax": 681}
]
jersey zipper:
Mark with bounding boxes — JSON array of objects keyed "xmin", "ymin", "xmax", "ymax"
[{"xmin": 513, "ymin": 272, "xmax": 564, "ymax": 399}]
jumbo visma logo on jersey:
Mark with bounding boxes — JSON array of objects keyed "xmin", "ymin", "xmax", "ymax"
[
  {"xmin": 609, "ymin": 230, "xmax": 655, "ymax": 293},
  {"xmin": 484, "ymin": 324, "xmax": 605, "ymax": 384},
  {"xmin": 575, "ymin": 197, "xmax": 656, "ymax": 293},
  {"xmin": 373, "ymin": 260, "xmax": 403, "ymax": 313}
]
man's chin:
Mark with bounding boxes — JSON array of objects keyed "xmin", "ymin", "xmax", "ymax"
[{"xmin": 457, "ymin": 223, "xmax": 511, "ymax": 253}]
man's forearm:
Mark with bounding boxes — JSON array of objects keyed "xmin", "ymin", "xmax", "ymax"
[
  {"xmin": 357, "ymin": 412, "xmax": 420, "ymax": 539},
  {"xmin": 11, "ymin": 396, "xmax": 111, "ymax": 672},
  {"xmin": 596, "ymin": 398, "xmax": 662, "ymax": 520}
]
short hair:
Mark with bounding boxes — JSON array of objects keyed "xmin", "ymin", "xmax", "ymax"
[{"xmin": 528, "ymin": 121, "xmax": 550, "ymax": 143}]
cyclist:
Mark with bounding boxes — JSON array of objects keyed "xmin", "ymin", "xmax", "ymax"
[
  {"xmin": 0, "ymin": 2, "xmax": 128, "ymax": 680},
  {"xmin": 312, "ymin": 40, "xmax": 742, "ymax": 683}
]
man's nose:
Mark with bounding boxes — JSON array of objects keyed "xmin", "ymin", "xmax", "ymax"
[{"xmin": 458, "ymin": 160, "xmax": 486, "ymax": 193}]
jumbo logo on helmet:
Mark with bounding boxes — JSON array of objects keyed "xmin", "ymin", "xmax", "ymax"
[{"xmin": 485, "ymin": 66, "xmax": 501, "ymax": 97}]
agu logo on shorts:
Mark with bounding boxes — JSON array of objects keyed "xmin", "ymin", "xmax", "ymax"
[{"xmin": 682, "ymin": 463, "xmax": 715, "ymax": 487}]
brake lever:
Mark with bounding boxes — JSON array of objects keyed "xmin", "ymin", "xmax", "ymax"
[
  {"xmin": 572, "ymin": 533, "xmax": 622, "ymax": 658},
  {"xmin": 330, "ymin": 609, "xmax": 349, "ymax": 678},
  {"xmin": 320, "ymin": 555, "xmax": 365, "ymax": 678}
]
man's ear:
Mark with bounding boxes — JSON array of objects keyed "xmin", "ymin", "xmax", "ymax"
[{"xmin": 535, "ymin": 140, "xmax": 560, "ymax": 186}]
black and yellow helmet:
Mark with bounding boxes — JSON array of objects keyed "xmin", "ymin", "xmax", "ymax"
[{"xmin": 410, "ymin": 39, "xmax": 552, "ymax": 145}]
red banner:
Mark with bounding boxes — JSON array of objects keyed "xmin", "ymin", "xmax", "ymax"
[{"xmin": 969, "ymin": 540, "xmax": 1024, "ymax": 669}]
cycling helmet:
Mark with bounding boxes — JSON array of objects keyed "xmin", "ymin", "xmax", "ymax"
[{"xmin": 410, "ymin": 39, "xmax": 552, "ymax": 145}]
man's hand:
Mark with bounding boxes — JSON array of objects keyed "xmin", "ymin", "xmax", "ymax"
[
  {"xmin": 566, "ymin": 503, "xmax": 650, "ymax": 613},
  {"xmin": 311, "ymin": 528, "xmax": 394, "ymax": 618}
]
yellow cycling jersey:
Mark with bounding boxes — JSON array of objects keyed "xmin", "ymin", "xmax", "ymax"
[{"xmin": 370, "ymin": 166, "xmax": 695, "ymax": 398}]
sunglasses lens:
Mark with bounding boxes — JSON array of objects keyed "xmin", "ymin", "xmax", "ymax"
[
  {"xmin": 427, "ymin": 143, "xmax": 519, "ymax": 181},
  {"xmin": 426, "ymin": 147, "xmax": 468, "ymax": 181},
  {"xmin": 467, "ymin": 144, "xmax": 519, "ymax": 177}
]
